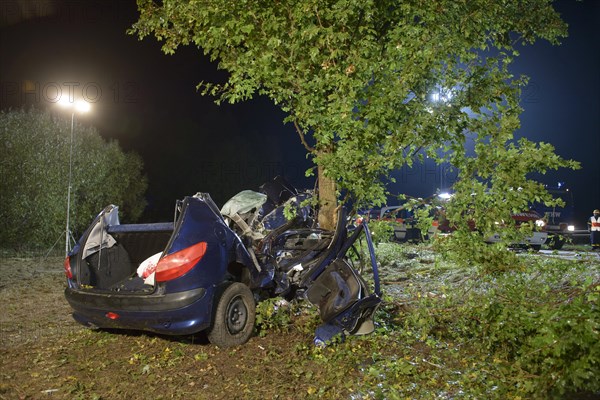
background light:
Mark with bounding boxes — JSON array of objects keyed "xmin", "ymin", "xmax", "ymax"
[
  {"xmin": 57, "ymin": 96, "xmax": 72, "ymax": 107},
  {"xmin": 75, "ymin": 100, "xmax": 91, "ymax": 113},
  {"xmin": 58, "ymin": 95, "xmax": 91, "ymax": 113}
]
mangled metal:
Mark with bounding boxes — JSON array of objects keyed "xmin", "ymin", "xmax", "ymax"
[{"xmin": 64, "ymin": 177, "xmax": 381, "ymax": 347}]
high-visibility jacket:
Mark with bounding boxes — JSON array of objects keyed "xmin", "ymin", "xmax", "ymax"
[{"xmin": 591, "ymin": 216, "xmax": 600, "ymax": 231}]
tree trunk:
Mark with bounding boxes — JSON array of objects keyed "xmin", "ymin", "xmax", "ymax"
[{"xmin": 317, "ymin": 162, "xmax": 337, "ymax": 230}]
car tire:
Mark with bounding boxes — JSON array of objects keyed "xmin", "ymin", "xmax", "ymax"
[
  {"xmin": 207, "ymin": 282, "xmax": 255, "ymax": 348},
  {"xmin": 548, "ymin": 234, "xmax": 565, "ymax": 250}
]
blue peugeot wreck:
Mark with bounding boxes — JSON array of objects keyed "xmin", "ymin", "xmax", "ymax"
[{"xmin": 64, "ymin": 177, "xmax": 381, "ymax": 347}]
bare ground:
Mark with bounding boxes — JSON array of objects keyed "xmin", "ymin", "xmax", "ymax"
[{"xmin": 0, "ymin": 257, "xmax": 363, "ymax": 400}]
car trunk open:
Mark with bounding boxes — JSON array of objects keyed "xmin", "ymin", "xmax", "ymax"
[{"xmin": 72, "ymin": 205, "xmax": 174, "ymax": 293}]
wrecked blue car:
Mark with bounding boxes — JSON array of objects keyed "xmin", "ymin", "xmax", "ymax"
[{"xmin": 64, "ymin": 177, "xmax": 381, "ymax": 347}]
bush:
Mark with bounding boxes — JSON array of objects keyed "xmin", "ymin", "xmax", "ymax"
[
  {"xmin": 433, "ymin": 228, "xmax": 526, "ymax": 274},
  {"xmin": 0, "ymin": 108, "xmax": 147, "ymax": 249},
  {"xmin": 396, "ymin": 252, "xmax": 600, "ymax": 398}
]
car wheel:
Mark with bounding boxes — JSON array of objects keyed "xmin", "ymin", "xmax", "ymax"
[
  {"xmin": 548, "ymin": 235, "xmax": 565, "ymax": 250},
  {"xmin": 207, "ymin": 282, "xmax": 255, "ymax": 348}
]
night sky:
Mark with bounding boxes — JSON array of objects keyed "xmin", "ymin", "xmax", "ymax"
[{"xmin": 1, "ymin": 0, "xmax": 598, "ymax": 226}]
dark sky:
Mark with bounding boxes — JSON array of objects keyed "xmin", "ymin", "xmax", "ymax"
[{"xmin": 1, "ymin": 0, "xmax": 599, "ymax": 225}]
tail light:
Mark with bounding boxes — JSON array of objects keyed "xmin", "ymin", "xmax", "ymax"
[
  {"xmin": 106, "ymin": 312, "xmax": 120, "ymax": 320},
  {"xmin": 64, "ymin": 256, "xmax": 73, "ymax": 279},
  {"xmin": 155, "ymin": 242, "xmax": 207, "ymax": 282}
]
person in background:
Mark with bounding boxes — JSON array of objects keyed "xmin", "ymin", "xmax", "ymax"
[{"xmin": 589, "ymin": 209, "xmax": 600, "ymax": 251}]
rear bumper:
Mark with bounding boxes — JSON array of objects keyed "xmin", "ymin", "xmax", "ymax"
[
  {"xmin": 65, "ymin": 286, "xmax": 206, "ymax": 311},
  {"xmin": 65, "ymin": 286, "xmax": 213, "ymax": 335}
]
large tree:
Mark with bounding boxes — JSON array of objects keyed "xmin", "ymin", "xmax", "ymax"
[
  {"xmin": 0, "ymin": 108, "xmax": 147, "ymax": 250},
  {"xmin": 131, "ymin": 0, "xmax": 578, "ymax": 231}
]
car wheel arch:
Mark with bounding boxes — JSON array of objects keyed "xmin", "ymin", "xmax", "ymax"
[{"xmin": 226, "ymin": 262, "xmax": 252, "ymax": 286}]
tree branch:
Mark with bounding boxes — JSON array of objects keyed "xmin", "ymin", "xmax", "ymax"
[{"xmin": 294, "ymin": 120, "xmax": 315, "ymax": 153}]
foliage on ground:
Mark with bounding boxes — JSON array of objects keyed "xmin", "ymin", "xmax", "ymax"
[
  {"xmin": 0, "ymin": 108, "xmax": 147, "ymax": 250},
  {"xmin": 1, "ymin": 244, "xmax": 599, "ymax": 399},
  {"xmin": 364, "ymin": 219, "xmax": 397, "ymax": 245},
  {"xmin": 374, "ymin": 243, "xmax": 599, "ymax": 398}
]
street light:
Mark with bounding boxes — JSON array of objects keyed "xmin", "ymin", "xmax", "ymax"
[{"xmin": 58, "ymin": 98, "xmax": 91, "ymax": 256}]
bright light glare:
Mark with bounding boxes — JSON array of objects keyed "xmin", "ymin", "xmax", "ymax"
[
  {"xmin": 567, "ymin": 225, "xmax": 575, "ymax": 232},
  {"xmin": 57, "ymin": 96, "xmax": 91, "ymax": 113},
  {"xmin": 438, "ymin": 192, "xmax": 453, "ymax": 200},
  {"xmin": 57, "ymin": 96, "xmax": 73, "ymax": 107},
  {"xmin": 75, "ymin": 100, "xmax": 91, "ymax": 113},
  {"xmin": 535, "ymin": 219, "xmax": 546, "ymax": 227}
]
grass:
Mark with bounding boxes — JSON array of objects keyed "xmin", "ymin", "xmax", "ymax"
[{"xmin": 1, "ymin": 244, "xmax": 599, "ymax": 399}]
